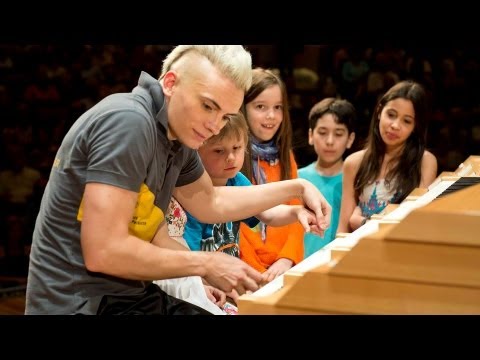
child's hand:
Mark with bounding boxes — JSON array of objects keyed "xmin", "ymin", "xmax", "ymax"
[
  {"xmin": 262, "ymin": 258, "xmax": 293, "ymax": 283},
  {"xmin": 204, "ymin": 285, "xmax": 227, "ymax": 307},
  {"xmin": 299, "ymin": 179, "xmax": 331, "ymax": 233},
  {"xmin": 295, "ymin": 205, "xmax": 325, "ymax": 237}
]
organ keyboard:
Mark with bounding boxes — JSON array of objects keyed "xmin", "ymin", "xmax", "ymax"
[{"xmin": 238, "ymin": 155, "xmax": 480, "ymax": 314}]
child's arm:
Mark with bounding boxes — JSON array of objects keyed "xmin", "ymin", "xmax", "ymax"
[
  {"xmin": 349, "ymin": 205, "xmax": 366, "ymax": 231},
  {"xmin": 419, "ymin": 150, "xmax": 438, "ymax": 187},
  {"xmin": 261, "ymin": 210, "xmax": 305, "ymax": 283},
  {"xmin": 261, "ymin": 204, "xmax": 305, "ymax": 283},
  {"xmin": 151, "ymin": 221, "xmax": 190, "ymax": 251},
  {"xmin": 262, "ymin": 258, "xmax": 293, "ymax": 283},
  {"xmin": 256, "ymin": 204, "xmax": 323, "ymax": 236},
  {"xmin": 337, "ymin": 151, "xmax": 363, "ymax": 233}
]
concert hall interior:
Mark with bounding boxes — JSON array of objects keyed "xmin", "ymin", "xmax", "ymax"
[{"xmin": 1, "ymin": 44, "xmax": 479, "ymax": 315}]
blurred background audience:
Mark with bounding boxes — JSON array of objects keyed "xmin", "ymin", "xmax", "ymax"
[{"xmin": 1, "ymin": 44, "xmax": 479, "ymax": 278}]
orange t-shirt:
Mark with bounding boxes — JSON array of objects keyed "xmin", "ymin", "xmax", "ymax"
[{"xmin": 239, "ymin": 151, "xmax": 304, "ymax": 272}]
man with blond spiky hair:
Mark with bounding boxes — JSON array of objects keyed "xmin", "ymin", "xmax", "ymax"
[{"xmin": 26, "ymin": 45, "xmax": 331, "ymax": 314}]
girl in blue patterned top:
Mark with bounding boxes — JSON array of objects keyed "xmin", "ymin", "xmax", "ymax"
[{"xmin": 338, "ymin": 80, "xmax": 438, "ymax": 233}]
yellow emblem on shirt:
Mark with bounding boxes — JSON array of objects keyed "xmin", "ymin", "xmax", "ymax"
[{"xmin": 77, "ymin": 183, "xmax": 164, "ymax": 242}]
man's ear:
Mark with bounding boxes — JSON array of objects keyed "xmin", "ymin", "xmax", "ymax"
[
  {"xmin": 162, "ymin": 71, "xmax": 177, "ymax": 96},
  {"xmin": 346, "ymin": 132, "xmax": 356, "ymax": 149},
  {"xmin": 308, "ymin": 128, "xmax": 313, "ymax": 145}
]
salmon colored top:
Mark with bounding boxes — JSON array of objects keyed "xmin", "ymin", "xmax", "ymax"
[{"xmin": 240, "ymin": 151, "xmax": 304, "ymax": 272}]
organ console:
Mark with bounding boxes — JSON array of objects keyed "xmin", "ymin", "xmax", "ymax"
[{"xmin": 238, "ymin": 155, "xmax": 480, "ymax": 314}]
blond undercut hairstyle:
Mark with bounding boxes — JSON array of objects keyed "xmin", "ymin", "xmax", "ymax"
[{"xmin": 160, "ymin": 45, "xmax": 252, "ymax": 92}]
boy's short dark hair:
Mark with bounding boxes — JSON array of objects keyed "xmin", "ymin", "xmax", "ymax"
[{"xmin": 308, "ymin": 98, "xmax": 356, "ymax": 133}]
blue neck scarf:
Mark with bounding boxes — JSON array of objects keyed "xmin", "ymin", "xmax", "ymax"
[
  {"xmin": 250, "ymin": 137, "xmax": 279, "ymax": 185},
  {"xmin": 250, "ymin": 137, "xmax": 279, "ymax": 241}
]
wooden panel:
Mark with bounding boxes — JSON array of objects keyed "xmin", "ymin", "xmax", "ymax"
[
  {"xmin": 276, "ymin": 270, "xmax": 480, "ymax": 314},
  {"xmin": 331, "ymin": 231, "xmax": 480, "ymax": 288},
  {"xmin": 456, "ymin": 155, "xmax": 480, "ymax": 175},
  {"xmin": 386, "ymin": 184, "xmax": 480, "ymax": 246},
  {"xmin": 330, "ymin": 247, "xmax": 351, "ymax": 262},
  {"xmin": 404, "ymin": 188, "xmax": 428, "ymax": 201},
  {"xmin": 238, "ymin": 282, "xmax": 324, "ymax": 315},
  {"xmin": 382, "ymin": 204, "xmax": 399, "ymax": 214},
  {"xmin": 239, "ymin": 156, "xmax": 480, "ymax": 315}
]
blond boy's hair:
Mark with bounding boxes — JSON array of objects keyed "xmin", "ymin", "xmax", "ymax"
[{"xmin": 205, "ymin": 112, "xmax": 249, "ymax": 146}]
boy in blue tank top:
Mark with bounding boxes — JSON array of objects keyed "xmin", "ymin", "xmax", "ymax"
[{"xmin": 298, "ymin": 98, "xmax": 356, "ymax": 258}]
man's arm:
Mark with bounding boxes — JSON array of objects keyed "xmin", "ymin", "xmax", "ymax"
[
  {"xmin": 173, "ymin": 171, "xmax": 331, "ymax": 231},
  {"xmin": 81, "ymin": 183, "xmax": 207, "ymax": 280},
  {"xmin": 80, "ymin": 182, "xmax": 262, "ymax": 294}
]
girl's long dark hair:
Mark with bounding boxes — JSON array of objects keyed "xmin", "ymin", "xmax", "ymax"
[
  {"xmin": 241, "ymin": 68, "xmax": 293, "ymax": 181},
  {"xmin": 354, "ymin": 80, "xmax": 429, "ymax": 202}
]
